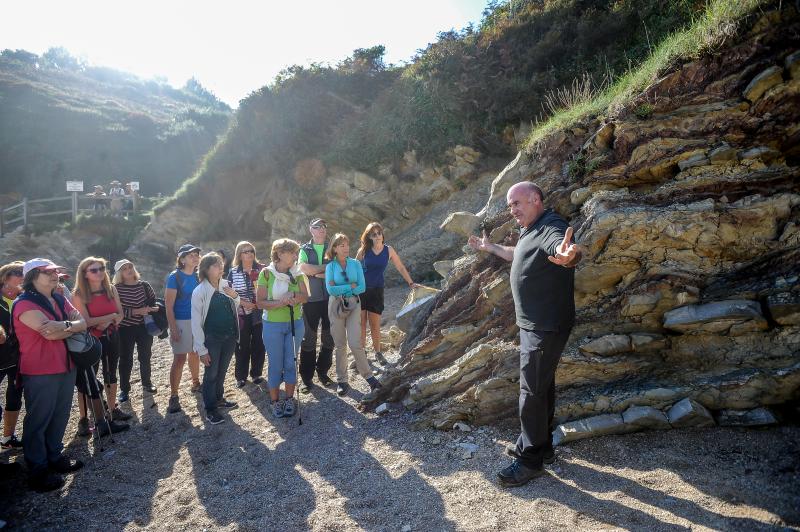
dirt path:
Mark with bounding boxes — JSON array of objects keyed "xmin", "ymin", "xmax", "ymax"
[{"xmin": 2, "ymin": 298, "xmax": 799, "ymax": 530}]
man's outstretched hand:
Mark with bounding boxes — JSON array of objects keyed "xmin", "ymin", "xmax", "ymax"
[
  {"xmin": 548, "ymin": 226, "xmax": 580, "ymax": 267},
  {"xmin": 468, "ymin": 231, "xmax": 490, "ymax": 252}
]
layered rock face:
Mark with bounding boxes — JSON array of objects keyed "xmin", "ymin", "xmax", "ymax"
[{"xmin": 368, "ymin": 8, "xmax": 800, "ymax": 432}]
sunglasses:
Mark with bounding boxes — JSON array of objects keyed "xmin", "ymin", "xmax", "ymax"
[
  {"xmin": 241, "ymin": 249, "xmax": 255, "ymax": 254},
  {"xmin": 311, "ymin": 224, "xmax": 327, "ymax": 230},
  {"xmin": 87, "ymin": 266, "xmax": 106, "ymax": 274}
]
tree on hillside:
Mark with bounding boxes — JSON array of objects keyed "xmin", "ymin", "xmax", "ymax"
[
  {"xmin": 341, "ymin": 45, "xmax": 387, "ymax": 73},
  {"xmin": 41, "ymin": 47, "xmax": 84, "ymax": 71}
]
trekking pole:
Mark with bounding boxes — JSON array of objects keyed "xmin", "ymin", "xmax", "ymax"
[
  {"xmin": 83, "ymin": 370, "xmax": 105, "ymax": 452},
  {"xmin": 289, "ymin": 305, "xmax": 302, "ymax": 426}
]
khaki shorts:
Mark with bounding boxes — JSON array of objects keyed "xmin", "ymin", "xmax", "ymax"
[{"xmin": 170, "ymin": 319, "xmax": 194, "ymax": 354}]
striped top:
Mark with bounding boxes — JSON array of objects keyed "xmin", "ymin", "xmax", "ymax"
[
  {"xmin": 227, "ymin": 264, "xmax": 263, "ymax": 324},
  {"xmin": 115, "ymin": 281, "xmax": 156, "ymax": 327}
]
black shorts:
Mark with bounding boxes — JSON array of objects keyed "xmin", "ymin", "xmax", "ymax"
[{"xmin": 360, "ymin": 287, "xmax": 384, "ymax": 315}]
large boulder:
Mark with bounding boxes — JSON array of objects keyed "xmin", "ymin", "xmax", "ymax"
[
  {"xmin": 663, "ymin": 300, "xmax": 768, "ymax": 335},
  {"xmin": 667, "ymin": 398, "xmax": 716, "ymax": 428}
]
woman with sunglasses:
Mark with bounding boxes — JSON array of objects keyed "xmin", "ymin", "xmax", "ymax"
[
  {"xmin": 0, "ymin": 261, "xmax": 24, "ymax": 451},
  {"xmin": 73, "ymin": 257, "xmax": 132, "ymax": 427},
  {"xmin": 13, "ymin": 259, "xmax": 87, "ymax": 491},
  {"xmin": 227, "ymin": 241, "xmax": 266, "ymax": 388},
  {"xmin": 325, "ymin": 233, "xmax": 381, "ymax": 396},
  {"xmin": 355, "ymin": 222, "xmax": 419, "ymax": 364},
  {"xmin": 113, "ymin": 259, "xmax": 159, "ymax": 402}
]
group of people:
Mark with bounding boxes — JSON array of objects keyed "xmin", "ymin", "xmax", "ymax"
[
  {"xmin": 2, "ymin": 181, "xmax": 581, "ymax": 495},
  {"xmin": 86, "ymin": 180, "xmax": 139, "ymax": 213},
  {"xmin": 0, "ymin": 216, "xmax": 419, "ymax": 492}
]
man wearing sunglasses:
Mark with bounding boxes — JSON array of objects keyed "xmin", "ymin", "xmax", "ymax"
[{"xmin": 297, "ymin": 218, "xmax": 335, "ymax": 392}]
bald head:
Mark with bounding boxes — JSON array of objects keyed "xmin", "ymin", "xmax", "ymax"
[{"xmin": 506, "ymin": 181, "xmax": 545, "ymax": 228}]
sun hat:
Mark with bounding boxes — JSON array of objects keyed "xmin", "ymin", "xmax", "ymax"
[{"xmin": 114, "ymin": 259, "xmax": 133, "ymax": 272}]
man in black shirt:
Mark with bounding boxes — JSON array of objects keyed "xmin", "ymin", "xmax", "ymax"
[{"xmin": 469, "ymin": 181, "xmax": 581, "ymax": 487}]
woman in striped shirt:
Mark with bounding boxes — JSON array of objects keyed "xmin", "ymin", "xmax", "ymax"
[
  {"xmin": 227, "ymin": 241, "xmax": 266, "ymax": 388},
  {"xmin": 113, "ymin": 259, "xmax": 159, "ymax": 403}
]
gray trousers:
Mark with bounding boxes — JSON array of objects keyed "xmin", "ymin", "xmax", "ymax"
[
  {"xmin": 22, "ymin": 369, "xmax": 77, "ymax": 473},
  {"xmin": 328, "ymin": 297, "xmax": 371, "ymax": 382}
]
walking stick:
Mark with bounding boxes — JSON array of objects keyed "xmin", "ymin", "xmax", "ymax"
[{"xmin": 289, "ymin": 305, "xmax": 302, "ymax": 426}]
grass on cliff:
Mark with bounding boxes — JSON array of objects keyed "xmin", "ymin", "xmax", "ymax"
[{"xmin": 523, "ymin": 0, "xmax": 768, "ymax": 150}]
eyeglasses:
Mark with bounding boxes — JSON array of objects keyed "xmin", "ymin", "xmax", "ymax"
[
  {"xmin": 241, "ymin": 249, "xmax": 255, "ymax": 254},
  {"xmin": 311, "ymin": 225, "xmax": 327, "ymax": 230},
  {"xmin": 87, "ymin": 266, "xmax": 106, "ymax": 274},
  {"xmin": 37, "ymin": 269, "xmax": 59, "ymax": 276}
]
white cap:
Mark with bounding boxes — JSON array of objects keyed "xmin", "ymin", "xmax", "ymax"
[
  {"xmin": 22, "ymin": 258, "xmax": 65, "ymax": 276},
  {"xmin": 114, "ymin": 259, "xmax": 133, "ymax": 272}
]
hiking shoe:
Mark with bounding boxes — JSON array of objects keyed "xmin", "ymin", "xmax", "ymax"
[
  {"xmin": 318, "ymin": 374, "xmax": 333, "ymax": 386},
  {"xmin": 505, "ymin": 445, "xmax": 555, "ymax": 465},
  {"xmin": 283, "ymin": 398, "xmax": 296, "ymax": 417},
  {"xmin": 236, "ymin": 379, "xmax": 246, "ymax": 388},
  {"xmin": 217, "ymin": 400, "xmax": 238, "ymax": 409},
  {"xmin": 270, "ymin": 400, "xmax": 284, "ymax": 418},
  {"xmin": 497, "ymin": 460, "xmax": 546, "ymax": 488},
  {"xmin": 167, "ymin": 395, "xmax": 182, "ymax": 414},
  {"xmin": 375, "ymin": 351, "xmax": 388, "ymax": 365},
  {"xmin": 206, "ymin": 410, "xmax": 225, "ymax": 425},
  {"xmin": 49, "ymin": 456, "xmax": 84, "ymax": 474},
  {"xmin": 366, "ymin": 376, "xmax": 382, "ymax": 392},
  {"xmin": 76, "ymin": 417, "xmax": 91, "ymax": 438},
  {"xmin": 336, "ymin": 382, "xmax": 350, "ymax": 396},
  {"xmin": 300, "ymin": 382, "xmax": 314, "ymax": 394},
  {"xmin": 118, "ymin": 390, "xmax": 129, "ymax": 403},
  {"xmin": 191, "ymin": 381, "xmax": 201, "ymax": 393},
  {"xmin": 96, "ymin": 419, "xmax": 130, "ymax": 437},
  {"xmin": 111, "ymin": 407, "xmax": 132, "ymax": 421},
  {"xmin": 252, "ymin": 377, "xmax": 265, "ymax": 385},
  {"xmin": 0, "ymin": 435, "xmax": 23, "ymax": 450},
  {"xmin": 143, "ymin": 383, "xmax": 158, "ymax": 394},
  {"xmin": 29, "ymin": 471, "xmax": 64, "ymax": 493}
]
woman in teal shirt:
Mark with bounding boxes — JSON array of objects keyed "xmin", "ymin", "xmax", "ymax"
[{"xmin": 324, "ymin": 233, "xmax": 381, "ymax": 396}]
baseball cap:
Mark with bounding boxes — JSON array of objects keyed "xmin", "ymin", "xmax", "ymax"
[
  {"xmin": 114, "ymin": 259, "xmax": 133, "ymax": 272},
  {"xmin": 177, "ymin": 244, "xmax": 201, "ymax": 257},
  {"xmin": 22, "ymin": 258, "xmax": 65, "ymax": 276},
  {"xmin": 309, "ymin": 218, "xmax": 327, "ymax": 228}
]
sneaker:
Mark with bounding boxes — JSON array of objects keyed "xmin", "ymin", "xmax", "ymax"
[
  {"xmin": 143, "ymin": 383, "xmax": 158, "ymax": 394},
  {"xmin": 118, "ymin": 390, "xmax": 129, "ymax": 403},
  {"xmin": 318, "ymin": 374, "xmax": 333, "ymax": 386},
  {"xmin": 270, "ymin": 400, "xmax": 284, "ymax": 418},
  {"xmin": 336, "ymin": 382, "xmax": 350, "ymax": 396},
  {"xmin": 300, "ymin": 382, "xmax": 314, "ymax": 394},
  {"xmin": 96, "ymin": 419, "xmax": 130, "ymax": 437},
  {"xmin": 76, "ymin": 417, "xmax": 91, "ymax": 438},
  {"xmin": 0, "ymin": 435, "xmax": 23, "ymax": 450},
  {"xmin": 375, "ymin": 351, "xmax": 388, "ymax": 365},
  {"xmin": 366, "ymin": 376, "xmax": 382, "ymax": 392},
  {"xmin": 283, "ymin": 398, "xmax": 296, "ymax": 417},
  {"xmin": 206, "ymin": 410, "xmax": 225, "ymax": 425},
  {"xmin": 252, "ymin": 377, "xmax": 265, "ymax": 385},
  {"xmin": 29, "ymin": 470, "xmax": 64, "ymax": 493},
  {"xmin": 191, "ymin": 381, "xmax": 201, "ymax": 393},
  {"xmin": 505, "ymin": 445, "xmax": 556, "ymax": 465},
  {"xmin": 110, "ymin": 407, "xmax": 133, "ymax": 421},
  {"xmin": 217, "ymin": 400, "xmax": 238, "ymax": 409},
  {"xmin": 497, "ymin": 460, "xmax": 546, "ymax": 488},
  {"xmin": 167, "ymin": 395, "xmax": 182, "ymax": 414},
  {"xmin": 236, "ymin": 379, "xmax": 247, "ymax": 388},
  {"xmin": 48, "ymin": 456, "xmax": 84, "ymax": 474}
]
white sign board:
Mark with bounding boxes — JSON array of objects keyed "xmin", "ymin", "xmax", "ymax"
[
  {"xmin": 66, "ymin": 181, "xmax": 84, "ymax": 192},
  {"xmin": 129, "ymin": 181, "xmax": 140, "ymax": 191}
]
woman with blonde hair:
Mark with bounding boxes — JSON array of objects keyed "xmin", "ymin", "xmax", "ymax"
[
  {"xmin": 113, "ymin": 259, "xmax": 159, "ymax": 402},
  {"xmin": 325, "ymin": 233, "xmax": 381, "ymax": 396},
  {"xmin": 356, "ymin": 222, "xmax": 418, "ymax": 364},
  {"xmin": 256, "ymin": 238, "xmax": 308, "ymax": 418},
  {"xmin": 191, "ymin": 252, "xmax": 240, "ymax": 425},
  {"xmin": 227, "ymin": 241, "xmax": 266, "ymax": 388},
  {"xmin": 72, "ymin": 257, "xmax": 131, "ymax": 435}
]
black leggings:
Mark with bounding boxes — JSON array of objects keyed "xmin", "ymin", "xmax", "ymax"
[
  {"xmin": 118, "ymin": 323, "xmax": 154, "ymax": 392},
  {"xmin": 98, "ymin": 330, "xmax": 120, "ymax": 385},
  {"xmin": 234, "ymin": 319, "xmax": 265, "ymax": 381},
  {"xmin": 0, "ymin": 365, "xmax": 23, "ymax": 412}
]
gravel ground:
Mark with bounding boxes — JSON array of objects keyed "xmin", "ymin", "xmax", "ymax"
[{"xmin": 2, "ymin": 290, "xmax": 799, "ymax": 530}]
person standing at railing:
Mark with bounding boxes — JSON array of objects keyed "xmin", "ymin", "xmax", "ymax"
[{"xmin": 87, "ymin": 186, "xmax": 107, "ymax": 212}]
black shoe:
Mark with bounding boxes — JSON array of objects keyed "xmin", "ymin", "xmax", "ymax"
[
  {"xmin": 118, "ymin": 390, "xmax": 129, "ymax": 403},
  {"xmin": 336, "ymin": 382, "xmax": 350, "ymax": 396},
  {"xmin": 217, "ymin": 400, "xmax": 238, "ymax": 409},
  {"xmin": 96, "ymin": 419, "xmax": 130, "ymax": 437},
  {"xmin": 143, "ymin": 383, "xmax": 158, "ymax": 394},
  {"xmin": 252, "ymin": 377, "xmax": 265, "ymax": 385},
  {"xmin": 497, "ymin": 460, "xmax": 546, "ymax": 488},
  {"xmin": 300, "ymin": 382, "xmax": 314, "ymax": 394},
  {"xmin": 236, "ymin": 380, "xmax": 247, "ymax": 388},
  {"xmin": 167, "ymin": 395, "xmax": 182, "ymax": 414},
  {"xmin": 206, "ymin": 410, "xmax": 225, "ymax": 425},
  {"xmin": 366, "ymin": 376, "xmax": 382, "ymax": 392},
  {"xmin": 318, "ymin": 374, "xmax": 333, "ymax": 386},
  {"xmin": 49, "ymin": 456, "xmax": 84, "ymax": 474},
  {"xmin": 29, "ymin": 471, "xmax": 64, "ymax": 493},
  {"xmin": 111, "ymin": 407, "xmax": 133, "ymax": 421},
  {"xmin": 375, "ymin": 351, "xmax": 388, "ymax": 365},
  {"xmin": 0, "ymin": 434, "xmax": 23, "ymax": 450},
  {"xmin": 505, "ymin": 446, "xmax": 556, "ymax": 465}
]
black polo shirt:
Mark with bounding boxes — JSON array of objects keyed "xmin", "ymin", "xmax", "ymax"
[{"xmin": 510, "ymin": 209, "xmax": 576, "ymax": 332}]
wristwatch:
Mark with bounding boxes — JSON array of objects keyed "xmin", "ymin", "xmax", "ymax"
[{"xmin": 64, "ymin": 321, "xmax": 72, "ymax": 331}]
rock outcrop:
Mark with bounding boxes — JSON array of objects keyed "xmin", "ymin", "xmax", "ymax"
[{"xmin": 367, "ymin": 7, "xmax": 800, "ymax": 435}]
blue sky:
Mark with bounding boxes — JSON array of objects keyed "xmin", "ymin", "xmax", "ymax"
[{"xmin": 1, "ymin": 0, "xmax": 489, "ymax": 107}]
